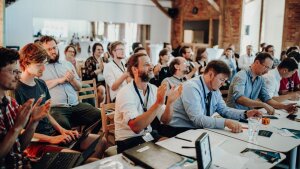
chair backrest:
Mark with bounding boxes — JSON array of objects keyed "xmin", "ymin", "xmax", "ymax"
[
  {"xmin": 78, "ymin": 79, "xmax": 99, "ymax": 108},
  {"xmin": 101, "ymin": 103, "xmax": 115, "ymax": 144},
  {"xmin": 105, "ymin": 83, "xmax": 111, "ymax": 104}
]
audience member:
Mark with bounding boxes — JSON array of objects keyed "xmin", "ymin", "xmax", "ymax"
[
  {"xmin": 161, "ymin": 57, "xmax": 188, "ymax": 89},
  {"xmin": 133, "ymin": 47, "xmax": 147, "ymax": 54},
  {"xmin": 103, "ymin": 42, "xmax": 112, "ymax": 63},
  {"xmin": 264, "ymin": 45, "xmax": 280, "ymax": 68},
  {"xmin": 227, "ymin": 53, "xmax": 297, "ymax": 114},
  {"xmin": 166, "ymin": 60, "xmax": 261, "ymax": 137},
  {"xmin": 280, "ymin": 51, "xmax": 287, "ymax": 61},
  {"xmin": 220, "ymin": 48, "xmax": 237, "ymax": 81},
  {"xmin": 103, "ymin": 41, "xmax": 131, "ymax": 102},
  {"xmin": 132, "ymin": 42, "xmax": 143, "ymax": 52},
  {"xmin": 150, "ymin": 49, "xmax": 171, "ymax": 86},
  {"xmin": 82, "ymin": 43, "xmax": 106, "ymax": 105},
  {"xmin": 114, "ymin": 53, "xmax": 182, "ymax": 153},
  {"xmin": 238, "ymin": 45, "xmax": 255, "ymax": 70},
  {"xmin": 179, "ymin": 46, "xmax": 199, "ymax": 78},
  {"xmin": 15, "ymin": 43, "xmax": 107, "ymax": 159},
  {"xmin": 0, "ymin": 47, "xmax": 49, "ymax": 168},
  {"xmin": 279, "ymin": 51, "xmax": 300, "ymax": 94},
  {"xmin": 195, "ymin": 48, "xmax": 208, "ymax": 75},
  {"xmin": 39, "ymin": 36, "xmax": 101, "ymax": 133},
  {"xmin": 263, "ymin": 57, "xmax": 299, "ymax": 102}
]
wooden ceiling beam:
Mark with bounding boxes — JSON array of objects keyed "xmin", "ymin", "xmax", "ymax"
[{"xmin": 151, "ymin": 0, "xmax": 172, "ymax": 19}]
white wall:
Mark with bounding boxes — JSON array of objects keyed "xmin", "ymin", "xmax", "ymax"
[
  {"xmin": 240, "ymin": 0, "xmax": 262, "ymax": 55},
  {"xmin": 5, "ymin": 0, "xmax": 171, "ymax": 47},
  {"xmin": 261, "ymin": 0, "xmax": 285, "ymax": 58}
]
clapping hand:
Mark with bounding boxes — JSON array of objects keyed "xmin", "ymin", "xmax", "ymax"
[
  {"xmin": 30, "ymin": 98, "xmax": 51, "ymax": 123},
  {"xmin": 14, "ymin": 99, "xmax": 34, "ymax": 129},
  {"xmin": 167, "ymin": 84, "xmax": 183, "ymax": 104}
]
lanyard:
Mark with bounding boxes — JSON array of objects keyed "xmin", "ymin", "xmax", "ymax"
[
  {"xmin": 172, "ymin": 75, "xmax": 183, "ymax": 82},
  {"xmin": 113, "ymin": 60, "xmax": 125, "ymax": 73},
  {"xmin": 199, "ymin": 77, "xmax": 211, "ymax": 116},
  {"xmin": 133, "ymin": 81, "xmax": 150, "ymax": 112}
]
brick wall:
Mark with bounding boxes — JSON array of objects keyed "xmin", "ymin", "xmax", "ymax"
[
  {"xmin": 282, "ymin": 0, "xmax": 300, "ymax": 49},
  {"xmin": 171, "ymin": 0, "xmax": 243, "ymax": 52}
]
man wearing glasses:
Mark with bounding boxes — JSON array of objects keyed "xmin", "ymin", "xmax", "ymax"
[
  {"xmin": 227, "ymin": 53, "xmax": 297, "ymax": 114},
  {"xmin": 39, "ymin": 36, "xmax": 101, "ymax": 134},
  {"xmin": 166, "ymin": 60, "xmax": 261, "ymax": 137}
]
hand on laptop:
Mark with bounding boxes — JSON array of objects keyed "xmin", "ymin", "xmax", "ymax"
[
  {"xmin": 49, "ymin": 134, "xmax": 74, "ymax": 144},
  {"xmin": 61, "ymin": 129, "xmax": 80, "ymax": 140}
]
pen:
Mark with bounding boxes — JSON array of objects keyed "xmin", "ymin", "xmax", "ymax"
[
  {"xmin": 242, "ymin": 127, "xmax": 248, "ymax": 129},
  {"xmin": 122, "ymin": 155, "xmax": 135, "ymax": 166},
  {"xmin": 174, "ymin": 136, "xmax": 192, "ymax": 142},
  {"xmin": 181, "ymin": 146, "xmax": 195, "ymax": 149}
]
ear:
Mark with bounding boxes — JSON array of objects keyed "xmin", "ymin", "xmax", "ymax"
[
  {"xmin": 132, "ymin": 66, "xmax": 138, "ymax": 76},
  {"xmin": 174, "ymin": 64, "xmax": 180, "ymax": 70},
  {"xmin": 208, "ymin": 70, "xmax": 214, "ymax": 80}
]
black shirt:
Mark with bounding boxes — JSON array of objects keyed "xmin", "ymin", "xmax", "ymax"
[{"xmin": 15, "ymin": 78, "xmax": 56, "ymax": 136}]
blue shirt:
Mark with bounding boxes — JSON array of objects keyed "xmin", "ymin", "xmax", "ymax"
[
  {"xmin": 226, "ymin": 68, "xmax": 271, "ymax": 110},
  {"xmin": 169, "ymin": 76, "xmax": 245, "ymax": 129},
  {"xmin": 40, "ymin": 60, "xmax": 81, "ymax": 106}
]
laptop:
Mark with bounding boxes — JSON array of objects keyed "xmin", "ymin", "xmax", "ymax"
[
  {"xmin": 32, "ymin": 134, "xmax": 100, "ymax": 169},
  {"xmin": 60, "ymin": 120, "xmax": 100, "ymax": 149},
  {"xmin": 122, "ymin": 142, "xmax": 184, "ymax": 169}
]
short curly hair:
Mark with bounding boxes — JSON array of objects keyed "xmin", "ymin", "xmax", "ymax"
[
  {"xmin": 19, "ymin": 43, "xmax": 48, "ymax": 71},
  {"xmin": 127, "ymin": 53, "xmax": 148, "ymax": 78},
  {"xmin": 0, "ymin": 47, "xmax": 19, "ymax": 70}
]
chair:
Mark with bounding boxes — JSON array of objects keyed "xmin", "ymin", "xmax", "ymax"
[
  {"xmin": 100, "ymin": 103, "xmax": 115, "ymax": 146},
  {"xmin": 78, "ymin": 79, "xmax": 99, "ymax": 108},
  {"xmin": 105, "ymin": 83, "xmax": 111, "ymax": 103}
]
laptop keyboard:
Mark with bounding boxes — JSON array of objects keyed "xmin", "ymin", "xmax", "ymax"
[{"xmin": 34, "ymin": 152, "xmax": 81, "ymax": 169}]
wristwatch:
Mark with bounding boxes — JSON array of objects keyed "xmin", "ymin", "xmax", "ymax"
[{"xmin": 244, "ymin": 111, "xmax": 248, "ymax": 119}]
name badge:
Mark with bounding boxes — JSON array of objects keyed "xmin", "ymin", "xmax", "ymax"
[{"xmin": 142, "ymin": 132, "xmax": 154, "ymax": 142}]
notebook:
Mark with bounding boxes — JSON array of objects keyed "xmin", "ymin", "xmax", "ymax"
[{"xmin": 122, "ymin": 142, "xmax": 184, "ymax": 169}]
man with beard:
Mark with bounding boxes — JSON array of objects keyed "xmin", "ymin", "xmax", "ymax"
[
  {"xmin": 114, "ymin": 53, "xmax": 182, "ymax": 153},
  {"xmin": 167, "ymin": 60, "xmax": 262, "ymax": 136},
  {"xmin": 15, "ymin": 43, "xmax": 107, "ymax": 159},
  {"xmin": 39, "ymin": 36, "xmax": 101, "ymax": 133},
  {"xmin": 227, "ymin": 53, "xmax": 297, "ymax": 114},
  {"xmin": 0, "ymin": 47, "xmax": 50, "ymax": 168},
  {"xmin": 103, "ymin": 41, "xmax": 131, "ymax": 102}
]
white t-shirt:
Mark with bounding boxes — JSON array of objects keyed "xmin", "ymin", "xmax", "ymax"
[
  {"xmin": 114, "ymin": 81, "xmax": 165, "ymax": 141},
  {"xmin": 263, "ymin": 68, "xmax": 281, "ymax": 98},
  {"xmin": 103, "ymin": 60, "xmax": 127, "ymax": 101},
  {"xmin": 238, "ymin": 54, "xmax": 255, "ymax": 70}
]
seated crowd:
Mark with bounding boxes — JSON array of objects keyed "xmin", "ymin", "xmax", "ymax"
[{"xmin": 0, "ymin": 36, "xmax": 299, "ymax": 168}]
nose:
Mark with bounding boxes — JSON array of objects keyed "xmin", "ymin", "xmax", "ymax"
[{"xmin": 41, "ymin": 65, "xmax": 46, "ymax": 71}]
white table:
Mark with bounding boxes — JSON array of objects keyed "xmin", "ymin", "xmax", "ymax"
[
  {"xmin": 74, "ymin": 154, "xmax": 143, "ymax": 169},
  {"xmin": 207, "ymin": 108, "xmax": 300, "ymax": 169},
  {"xmin": 157, "ymin": 129, "xmax": 285, "ymax": 169}
]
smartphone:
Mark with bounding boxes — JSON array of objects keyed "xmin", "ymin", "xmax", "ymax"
[{"xmin": 286, "ymin": 114, "xmax": 297, "ymax": 120}]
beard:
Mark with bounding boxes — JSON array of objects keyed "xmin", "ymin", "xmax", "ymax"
[
  {"xmin": 139, "ymin": 70, "xmax": 154, "ymax": 82},
  {"xmin": 48, "ymin": 51, "xmax": 60, "ymax": 63}
]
